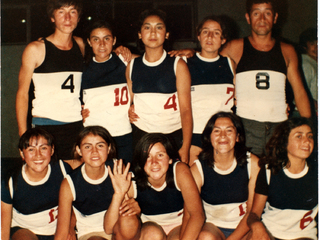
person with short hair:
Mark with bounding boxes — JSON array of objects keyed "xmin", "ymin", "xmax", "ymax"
[
  {"xmin": 220, "ymin": 0, "xmax": 311, "ymax": 156},
  {"xmin": 16, "ymin": 0, "xmax": 85, "ymax": 167}
]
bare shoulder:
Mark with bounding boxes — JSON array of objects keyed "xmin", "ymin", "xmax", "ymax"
[
  {"xmin": 280, "ymin": 41, "xmax": 298, "ymax": 62},
  {"xmin": 221, "ymin": 38, "xmax": 244, "ymax": 64},
  {"xmin": 22, "ymin": 39, "xmax": 46, "ymax": 67},
  {"xmin": 73, "ymin": 36, "xmax": 85, "ymax": 55},
  {"xmin": 250, "ymin": 153, "xmax": 260, "ymax": 166}
]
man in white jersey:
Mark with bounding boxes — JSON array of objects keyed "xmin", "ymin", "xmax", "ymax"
[
  {"xmin": 220, "ymin": 0, "xmax": 311, "ymax": 156},
  {"xmin": 16, "ymin": 0, "xmax": 85, "ymax": 166}
]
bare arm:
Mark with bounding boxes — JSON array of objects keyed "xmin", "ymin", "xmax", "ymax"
[
  {"xmin": 227, "ymin": 154, "xmax": 260, "ymax": 240},
  {"xmin": 54, "ymin": 179, "xmax": 74, "ymax": 240},
  {"xmin": 104, "ymin": 160, "xmax": 132, "ymax": 234},
  {"xmin": 1, "ymin": 201, "xmax": 12, "ymax": 240},
  {"xmin": 282, "ymin": 43, "xmax": 311, "ymax": 118},
  {"xmin": 220, "ymin": 39, "xmax": 244, "ymax": 65},
  {"xmin": 74, "ymin": 36, "xmax": 85, "ymax": 56},
  {"xmin": 177, "ymin": 162, "xmax": 205, "ymax": 240},
  {"xmin": 16, "ymin": 41, "xmax": 44, "ymax": 136},
  {"xmin": 176, "ymin": 59, "xmax": 193, "ymax": 164}
]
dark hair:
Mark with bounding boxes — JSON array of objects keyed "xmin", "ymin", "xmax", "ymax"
[
  {"xmin": 260, "ymin": 117, "xmax": 314, "ymax": 174},
  {"xmin": 132, "ymin": 133, "xmax": 180, "ymax": 190},
  {"xmin": 73, "ymin": 126, "xmax": 117, "ymax": 160},
  {"xmin": 199, "ymin": 112, "xmax": 249, "ymax": 168},
  {"xmin": 196, "ymin": 15, "xmax": 228, "ymax": 51},
  {"xmin": 84, "ymin": 20, "xmax": 115, "ymax": 64},
  {"xmin": 246, "ymin": 0, "xmax": 277, "ymax": 14},
  {"xmin": 299, "ymin": 28, "xmax": 317, "ymax": 49},
  {"xmin": 47, "ymin": 0, "xmax": 83, "ymax": 20},
  {"xmin": 5, "ymin": 128, "xmax": 56, "ymax": 191},
  {"xmin": 137, "ymin": 9, "xmax": 169, "ymax": 52}
]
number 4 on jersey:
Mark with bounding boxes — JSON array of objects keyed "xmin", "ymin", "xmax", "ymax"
[
  {"xmin": 61, "ymin": 74, "xmax": 75, "ymax": 93},
  {"xmin": 164, "ymin": 94, "xmax": 178, "ymax": 111}
]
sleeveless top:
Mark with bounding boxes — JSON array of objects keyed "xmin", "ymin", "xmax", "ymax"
[
  {"xmin": 236, "ymin": 37, "xmax": 287, "ymax": 122},
  {"xmin": 32, "ymin": 38, "xmax": 83, "ymax": 122}
]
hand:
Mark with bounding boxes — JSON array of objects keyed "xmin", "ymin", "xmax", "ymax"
[
  {"xmin": 119, "ymin": 195, "xmax": 141, "ymax": 216},
  {"xmin": 108, "ymin": 160, "xmax": 132, "ymax": 196},
  {"xmin": 114, "ymin": 46, "xmax": 132, "ymax": 62},
  {"xmin": 81, "ymin": 106, "xmax": 90, "ymax": 123},
  {"xmin": 128, "ymin": 104, "xmax": 139, "ymax": 123},
  {"xmin": 178, "ymin": 145, "xmax": 189, "ymax": 164},
  {"xmin": 168, "ymin": 49, "xmax": 196, "ymax": 58}
]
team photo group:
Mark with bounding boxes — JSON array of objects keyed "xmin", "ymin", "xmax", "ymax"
[{"xmin": 1, "ymin": 0, "xmax": 318, "ymax": 239}]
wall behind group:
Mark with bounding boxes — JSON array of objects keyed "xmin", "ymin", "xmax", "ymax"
[{"xmin": 2, "ymin": 0, "xmax": 317, "ymax": 158}]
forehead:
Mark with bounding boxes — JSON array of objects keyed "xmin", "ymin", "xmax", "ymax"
[
  {"xmin": 201, "ymin": 20, "xmax": 221, "ymax": 30},
  {"xmin": 213, "ymin": 117, "xmax": 235, "ymax": 128},
  {"xmin": 149, "ymin": 142, "xmax": 166, "ymax": 152},
  {"xmin": 90, "ymin": 27, "xmax": 113, "ymax": 37},
  {"xmin": 28, "ymin": 136, "xmax": 49, "ymax": 146},
  {"xmin": 81, "ymin": 134, "xmax": 107, "ymax": 144},
  {"xmin": 250, "ymin": 2, "xmax": 274, "ymax": 12},
  {"xmin": 289, "ymin": 125, "xmax": 312, "ymax": 135},
  {"xmin": 143, "ymin": 15, "xmax": 165, "ymax": 24}
]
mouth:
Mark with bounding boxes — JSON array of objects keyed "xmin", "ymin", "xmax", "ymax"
[{"xmin": 34, "ymin": 160, "xmax": 45, "ymax": 164}]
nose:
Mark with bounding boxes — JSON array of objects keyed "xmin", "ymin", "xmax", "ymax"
[
  {"xmin": 208, "ymin": 31, "xmax": 213, "ymax": 39},
  {"xmin": 151, "ymin": 27, "xmax": 156, "ymax": 34},
  {"xmin": 35, "ymin": 148, "xmax": 42, "ymax": 158},
  {"xmin": 65, "ymin": 12, "xmax": 71, "ymax": 20},
  {"xmin": 220, "ymin": 130, "xmax": 226, "ymax": 138}
]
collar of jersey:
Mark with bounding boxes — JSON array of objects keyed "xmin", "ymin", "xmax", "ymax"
[
  {"xmin": 213, "ymin": 157, "xmax": 237, "ymax": 175},
  {"xmin": 283, "ymin": 162, "xmax": 308, "ymax": 179},
  {"xmin": 81, "ymin": 164, "xmax": 108, "ymax": 184},
  {"xmin": 196, "ymin": 52, "xmax": 220, "ymax": 62},
  {"xmin": 142, "ymin": 50, "xmax": 166, "ymax": 67},
  {"xmin": 22, "ymin": 163, "xmax": 51, "ymax": 186}
]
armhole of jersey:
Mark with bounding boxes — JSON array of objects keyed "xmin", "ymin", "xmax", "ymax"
[
  {"xmin": 173, "ymin": 162, "xmax": 181, "ymax": 191},
  {"xmin": 194, "ymin": 159, "xmax": 204, "ymax": 187},
  {"xmin": 9, "ymin": 177, "xmax": 14, "ymax": 199},
  {"xmin": 174, "ymin": 56, "xmax": 180, "ymax": 76},
  {"xmin": 131, "ymin": 172, "xmax": 138, "ymax": 199},
  {"xmin": 226, "ymin": 57, "xmax": 235, "ymax": 76},
  {"xmin": 266, "ymin": 166, "xmax": 271, "ymax": 185},
  {"xmin": 66, "ymin": 175, "xmax": 76, "ymax": 201},
  {"xmin": 59, "ymin": 160, "xmax": 67, "ymax": 177},
  {"xmin": 118, "ymin": 54, "xmax": 128, "ymax": 66},
  {"xmin": 181, "ymin": 56, "xmax": 187, "ymax": 63},
  {"xmin": 247, "ymin": 152, "xmax": 252, "ymax": 179},
  {"xmin": 129, "ymin": 58, "xmax": 135, "ymax": 80}
]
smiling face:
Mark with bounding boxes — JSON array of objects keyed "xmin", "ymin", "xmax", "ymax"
[
  {"xmin": 88, "ymin": 27, "xmax": 116, "ymax": 62},
  {"xmin": 76, "ymin": 133, "xmax": 110, "ymax": 168},
  {"xmin": 306, "ymin": 40, "xmax": 318, "ymax": 61},
  {"xmin": 198, "ymin": 20, "xmax": 225, "ymax": 58},
  {"xmin": 144, "ymin": 142, "xmax": 172, "ymax": 187},
  {"xmin": 138, "ymin": 15, "xmax": 169, "ymax": 50},
  {"xmin": 51, "ymin": 5, "xmax": 79, "ymax": 34},
  {"xmin": 287, "ymin": 125, "xmax": 314, "ymax": 163},
  {"xmin": 20, "ymin": 136, "xmax": 53, "ymax": 178},
  {"xmin": 245, "ymin": 3, "xmax": 278, "ymax": 36},
  {"xmin": 210, "ymin": 117, "xmax": 239, "ymax": 155}
]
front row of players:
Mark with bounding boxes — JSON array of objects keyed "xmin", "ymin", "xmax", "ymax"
[{"xmin": 2, "ymin": 113, "xmax": 318, "ymax": 240}]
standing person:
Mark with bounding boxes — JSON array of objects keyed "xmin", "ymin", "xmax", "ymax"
[
  {"xmin": 1, "ymin": 128, "xmax": 72, "ymax": 240},
  {"xmin": 190, "ymin": 112, "xmax": 260, "ymax": 239},
  {"xmin": 220, "ymin": 0, "xmax": 311, "ymax": 156},
  {"xmin": 54, "ymin": 126, "xmax": 133, "ymax": 240},
  {"xmin": 113, "ymin": 133, "xmax": 204, "ymax": 240},
  {"xmin": 247, "ymin": 117, "xmax": 318, "ymax": 240},
  {"xmin": 16, "ymin": 0, "xmax": 85, "ymax": 167},
  {"xmin": 127, "ymin": 9, "xmax": 193, "ymax": 164},
  {"xmin": 299, "ymin": 28, "xmax": 317, "ymax": 114},
  {"xmin": 186, "ymin": 16, "xmax": 235, "ymax": 165},
  {"xmin": 81, "ymin": 20, "xmax": 137, "ymax": 163}
]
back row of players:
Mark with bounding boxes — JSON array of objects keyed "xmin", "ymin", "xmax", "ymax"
[{"xmin": 16, "ymin": 0, "xmax": 311, "ymax": 167}]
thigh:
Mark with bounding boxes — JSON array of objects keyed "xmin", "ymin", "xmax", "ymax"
[
  {"xmin": 167, "ymin": 225, "xmax": 181, "ymax": 240},
  {"xmin": 140, "ymin": 221, "xmax": 166, "ymax": 240},
  {"xmin": 11, "ymin": 227, "xmax": 38, "ymax": 240},
  {"xmin": 197, "ymin": 222, "xmax": 226, "ymax": 240}
]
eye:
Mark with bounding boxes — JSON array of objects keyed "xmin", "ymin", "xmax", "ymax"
[
  {"xmin": 202, "ymin": 30, "xmax": 208, "ymax": 35},
  {"xmin": 41, "ymin": 146, "xmax": 48, "ymax": 151},
  {"xmin": 308, "ymin": 134, "xmax": 314, "ymax": 139}
]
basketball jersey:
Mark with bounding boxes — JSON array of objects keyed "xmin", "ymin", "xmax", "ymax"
[
  {"xmin": 187, "ymin": 53, "xmax": 234, "ymax": 134},
  {"xmin": 32, "ymin": 38, "xmax": 83, "ymax": 122},
  {"xmin": 194, "ymin": 153, "xmax": 251, "ymax": 228},
  {"xmin": 130, "ymin": 50, "xmax": 181, "ymax": 133},
  {"xmin": 255, "ymin": 162, "xmax": 318, "ymax": 239},
  {"xmin": 236, "ymin": 37, "xmax": 287, "ymax": 122},
  {"xmin": 1, "ymin": 160, "xmax": 71, "ymax": 235},
  {"xmin": 135, "ymin": 162, "xmax": 184, "ymax": 226},
  {"xmin": 82, "ymin": 53, "xmax": 131, "ymax": 136},
  {"xmin": 66, "ymin": 161, "xmax": 114, "ymax": 238}
]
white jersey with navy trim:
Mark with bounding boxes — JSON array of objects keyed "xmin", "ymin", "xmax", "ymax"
[
  {"xmin": 194, "ymin": 153, "xmax": 251, "ymax": 228},
  {"xmin": 32, "ymin": 38, "xmax": 83, "ymax": 122},
  {"xmin": 130, "ymin": 50, "xmax": 181, "ymax": 134},
  {"xmin": 187, "ymin": 53, "xmax": 234, "ymax": 134},
  {"xmin": 66, "ymin": 161, "xmax": 114, "ymax": 238},
  {"xmin": 135, "ymin": 162, "xmax": 184, "ymax": 227},
  {"xmin": 82, "ymin": 53, "xmax": 131, "ymax": 136},
  {"xmin": 236, "ymin": 37, "xmax": 287, "ymax": 122},
  {"xmin": 1, "ymin": 160, "xmax": 71, "ymax": 235},
  {"xmin": 256, "ymin": 162, "xmax": 318, "ymax": 239}
]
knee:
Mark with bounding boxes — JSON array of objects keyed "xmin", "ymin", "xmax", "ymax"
[
  {"xmin": 140, "ymin": 222, "xmax": 166, "ymax": 240},
  {"xmin": 114, "ymin": 215, "xmax": 140, "ymax": 239},
  {"xmin": 198, "ymin": 230, "xmax": 223, "ymax": 240}
]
